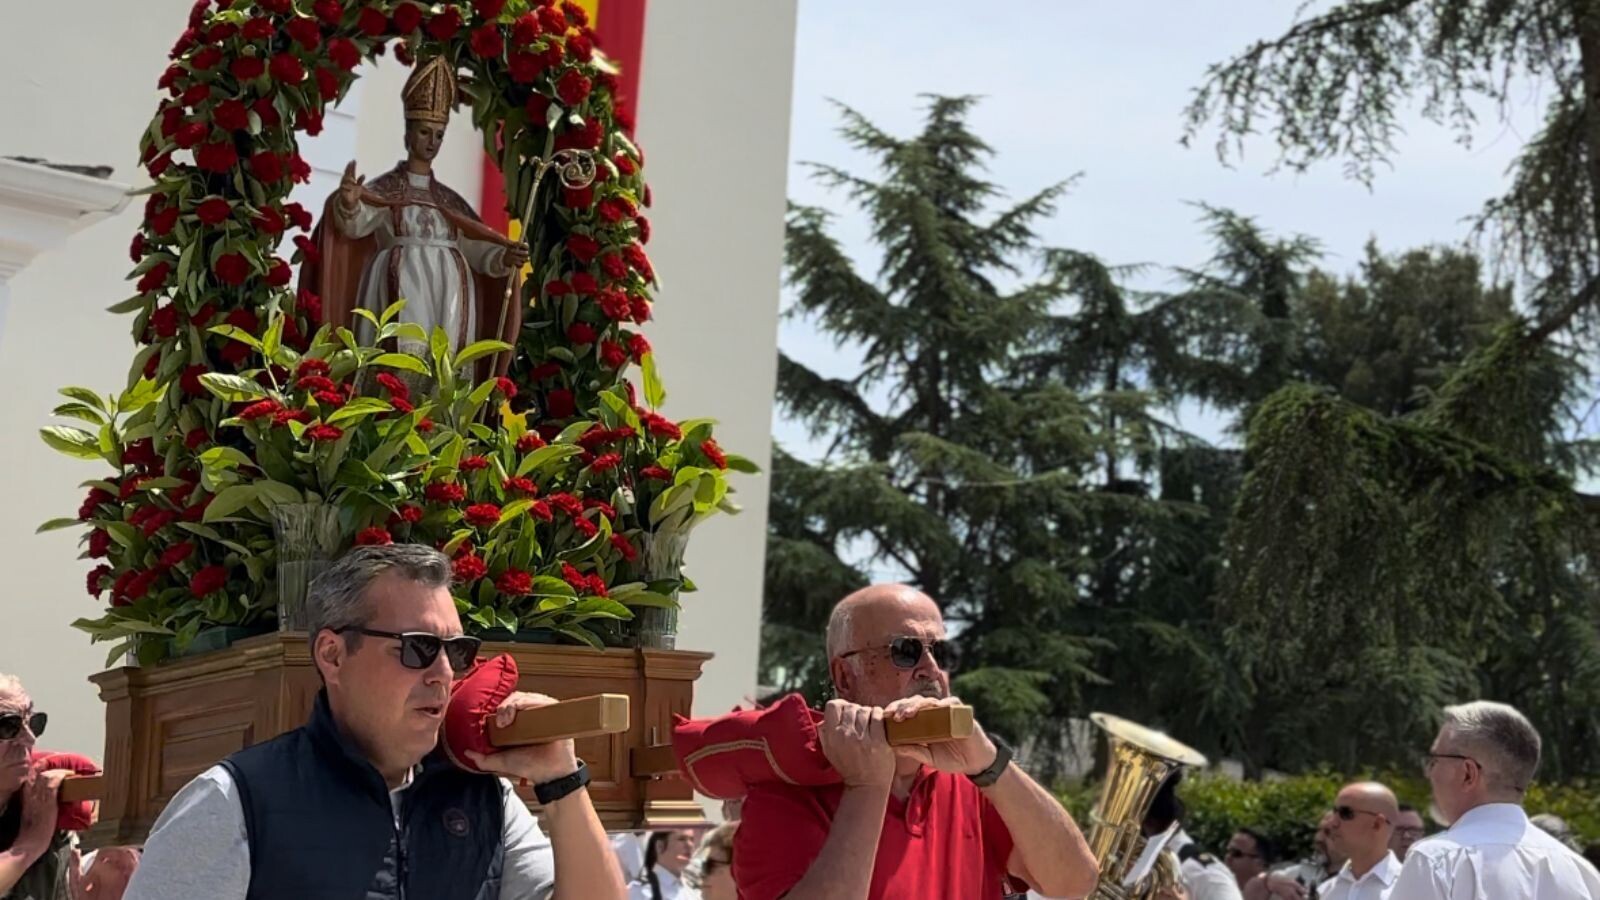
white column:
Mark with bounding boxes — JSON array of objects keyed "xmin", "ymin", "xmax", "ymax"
[{"xmin": 0, "ymin": 157, "xmax": 131, "ymax": 348}]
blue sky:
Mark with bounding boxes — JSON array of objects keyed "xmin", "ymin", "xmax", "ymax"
[{"xmin": 774, "ymin": 0, "xmax": 1545, "ymax": 459}]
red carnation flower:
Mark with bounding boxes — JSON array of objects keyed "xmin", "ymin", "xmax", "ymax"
[
  {"xmin": 545, "ymin": 280, "xmax": 571, "ymax": 297},
  {"xmin": 313, "ymin": 0, "xmax": 343, "ymax": 25},
  {"xmin": 529, "ymin": 500, "xmax": 553, "ymax": 522},
  {"xmin": 637, "ymin": 216, "xmax": 652, "ymax": 244},
  {"xmin": 79, "ymin": 488, "xmax": 113, "ymax": 521},
  {"xmin": 397, "ymin": 504, "xmax": 425, "ymax": 524},
  {"xmin": 640, "ymin": 464, "xmax": 672, "ymax": 481},
  {"xmin": 503, "ymin": 476, "xmax": 538, "ymax": 495},
  {"xmin": 181, "ymin": 82, "xmax": 212, "ymax": 107},
  {"xmin": 314, "ymin": 390, "xmax": 344, "ymax": 408},
  {"xmin": 305, "ymin": 424, "xmax": 343, "ymax": 442},
  {"xmin": 425, "ymin": 481, "xmax": 467, "ymax": 504},
  {"xmin": 159, "ymin": 542, "xmax": 197, "ymax": 568},
  {"xmin": 536, "ymin": 5, "xmax": 566, "ymax": 33},
  {"xmin": 296, "ymin": 374, "xmax": 335, "ymax": 393},
  {"xmin": 562, "ymin": 185, "xmax": 593, "ymax": 210},
  {"xmin": 566, "ymin": 234, "xmax": 600, "ymax": 263},
  {"xmin": 87, "ymin": 565, "xmax": 112, "ymax": 597},
  {"xmin": 296, "ymin": 358, "xmax": 331, "ymax": 378},
  {"xmin": 585, "ymin": 498, "xmax": 617, "ymax": 520},
  {"xmin": 524, "ymin": 93, "xmax": 551, "ymax": 124},
  {"xmin": 174, "ymin": 120, "xmax": 209, "ymax": 150},
  {"xmin": 548, "ymin": 492, "xmax": 583, "ymax": 517},
  {"xmin": 459, "ymin": 455, "xmax": 490, "ymax": 471},
  {"xmin": 560, "ymin": 562, "xmax": 587, "ymax": 591},
  {"xmin": 303, "ymin": 106, "xmax": 327, "ymax": 134},
  {"xmin": 252, "ymin": 97, "xmax": 281, "ymax": 127},
  {"xmin": 626, "ymin": 243, "xmax": 654, "ymax": 280},
  {"xmin": 469, "ymin": 24, "xmax": 503, "ymax": 58},
  {"xmin": 285, "ymin": 16, "xmax": 321, "ymax": 50},
  {"xmin": 240, "ymin": 403, "xmax": 283, "ymax": 424},
  {"xmin": 530, "ymin": 362, "xmax": 561, "ymax": 381},
  {"xmin": 494, "ymin": 568, "xmax": 532, "ymax": 596},
  {"xmin": 572, "ymin": 516, "xmax": 598, "ymax": 538},
  {"xmin": 271, "ymin": 408, "xmax": 311, "ymax": 428},
  {"xmin": 641, "ymin": 412, "xmax": 681, "ymax": 441},
  {"xmin": 213, "ymin": 252, "xmax": 250, "ymax": 286},
  {"xmin": 610, "ymin": 534, "xmax": 638, "ymax": 562},
  {"xmin": 566, "ymin": 322, "xmax": 596, "ymax": 345},
  {"xmin": 511, "ymin": 12, "xmax": 542, "ymax": 44},
  {"xmin": 546, "ymin": 388, "xmax": 576, "ymax": 418},
  {"xmin": 147, "ymin": 150, "xmax": 174, "ymax": 177},
  {"xmin": 571, "ymin": 272, "xmax": 599, "ymax": 295},
  {"xmin": 253, "ymin": 206, "xmax": 286, "ymax": 236},
  {"xmin": 567, "ymin": 31, "xmax": 593, "ymax": 63},
  {"xmin": 375, "ymin": 372, "xmax": 411, "ymax": 400},
  {"xmin": 417, "ymin": 417, "xmax": 436, "ymax": 433},
  {"xmin": 191, "ymin": 45, "xmax": 223, "ymax": 71},
  {"xmin": 508, "ymin": 52, "xmax": 545, "ymax": 83},
  {"xmin": 242, "ymin": 18, "xmax": 274, "ymax": 42},
  {"xmin": 463, "ymin": 503, "xmax": 501, "ymax": 529},
  {"xmin": 269, "ymin": 53, "xmax": 306, "ymax": 84},
  {"xmin": 328, "ymin": 37, "xmax": 361, "ymax": 71},
  {"xmin": 285, "ymin": 202, "xmax": 314, "ymax": 231},
  {"xmin": 590, "ymin": 452, "xmax": 622, "ymax": 474},
  {"xmin": 260, "ymin": 0, "xmax": 292, "ymax": 12},
  {"xmin": 191, "ymin": 564, "xmax": 228, "ymax": 597},
  {"xmin": 516, "ymin": 432, "xmax": 546, "ymax": 452},
  {"xmin": 614, "ymin": 152, "xmax": 638, "ymax": 176},
  {"xmin": 315, "ymin": 67, "xmax": 339, "ymax": 102},
  {"xmin": 87, "ymin": 529, "xmax": 112, "ymax": 559},
  {"xmin": 137, "ymin": 262, "xmax": 172, "ymax": 294},
  {"xmin": 213, "ymin": 99, "xmax": 249, "ymax": 132},
  {"xmin": 196, "ymin": 139, "xmax": 239, "ymax": 173},
  {"xmin": 426, "ymin": 6, "xmax": 462, "ymax": 40},
  {"xmin": 700, "ymin": 439, "xmax": 728, "ymax": 469},
  {"xmin": 391, "ymin": 397, "xmax": 416, "ymax": 414},
  {"xmin": 148, "ymin": 203, "xmax": 179, "ymax": 236},
  {"xmin": 195, "ymin": 197, "xmax": 231, "ymax": 226},
  {"xmin": 358, "ymin": 6, "xmax": 388, "ymax": 35},
  {"xmin": 587, "ymin": 574, "xmax": 609, "ymax": 597},
  {"xmin": 600, "ymin": 253, "xmax": 627, "ymax": 281},
  {"xmin": 391, "ymin": 2, "xmax": 423, "ymax": 33},
  {"xmin": 494, "ymin": 376, "xmax": 517, "ymax": 399},
  {"xmin": 564, "ymin": 2, "xmax": 590, "ymax": 26},
  {"xmin": 267, "ymin": 258, "xmax": 292, "ymax": 287},
  {"xmin": 556, "ymin": 69, "xmax": 592, "ymax": 107},
  {"xmin": 356, "ymin": 526, "xmax": 393, "ymax": 546},
  {"xmin": 149, "ymin": 303, "xmax": 180, "ymax": 339},
  {"xmin": 596, "ymin": 197, "xmax": 632, "ymax": 224},
  {"xmin": 231, "ymin": 55, "xmax": 266, "ymax": 80},
  {"xmin": 473, "ymin": 0, "xmax": 506, "ymax": 17},
  {"xmin": 628, "ymin": 333, "xmax": 652, "ymax": 362},
  {"xmin": 630, "ymin": 296, "xmax": 652, "ymax": 324},
  {"xmin": 452, "ymin": 552, "xmax": 488, "ymax": 582},
  {"xmin": 184, "ymin": 427, "xmax": 210, "ymax": 449},
  {"xmin": 599, "ymin": 341, "xmax": 627, "ymax": 369},
  {"xmin": 158, "ymin": 64, "xmax": 184, "ymax": 91}
]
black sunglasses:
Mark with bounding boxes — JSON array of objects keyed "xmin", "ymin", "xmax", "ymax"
[
  {"xmin": 838, "ymin": 637, "xmax": 956, "ymax": 670},
  {"xmin": 336, "ymin": 627, "xmax": 481, "ymax": 675},
  {"xmin": 1333, "ymin": 805, "xmax": 1382, "ymax": 822},
  {"xmin": 0, "ymin": 712, "xmax": 46, "ymax": 741}
]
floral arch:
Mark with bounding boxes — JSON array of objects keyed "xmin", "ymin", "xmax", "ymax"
[{"xmin": 42, "ymin": 0, "xmax": 750, "ymax": 663}]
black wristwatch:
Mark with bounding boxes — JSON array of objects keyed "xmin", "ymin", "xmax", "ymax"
[
  {"xmin": 967, "ymin": 735, "xmax": 1012, "ymax": 787},
  {"xmin": 533, "ymin": 760, "xmax": 591, "ymax": 804}
]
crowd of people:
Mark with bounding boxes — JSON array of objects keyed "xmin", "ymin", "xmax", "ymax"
[{"xmin": 2, "ymin": 544, "xmax": 1598, "ymax": 899}]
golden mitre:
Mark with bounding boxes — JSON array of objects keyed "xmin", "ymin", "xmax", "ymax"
[{"xmin": 403, "ymin": 56, "xmax": 458, "ymax": 125}]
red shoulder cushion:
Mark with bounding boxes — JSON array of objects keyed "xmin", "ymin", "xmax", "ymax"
[
  {"xmin": 442, "ymin": 654, "xmax": 519, "ymax": 773},
  {"xmin": 670, "ymin": 693, "xmax": 841, "ymax": 800},
  {"xmin": 29, "ymin": 750, "xmax": 99, "ymax": 832}
]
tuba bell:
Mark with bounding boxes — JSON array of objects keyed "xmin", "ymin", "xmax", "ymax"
[{"xmin": 1085, "ymin": 713, "xmax": 1208, "ymax": 899}]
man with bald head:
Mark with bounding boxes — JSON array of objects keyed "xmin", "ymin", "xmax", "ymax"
[
  {"xmin": 1317, "ymin": 782, "xmax": 1401, "ymax": 900},
  {"xmin": 733, "ymin": 584, "xmax": 1100, "ymax": 900},
  {"xmin": 1393, "ymin": 700, "xmax": 1600, "ymax": 899}
]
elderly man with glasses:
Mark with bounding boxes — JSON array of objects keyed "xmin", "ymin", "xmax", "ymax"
[
  {"xmin": 732, "ymin": 583, "xmax": 1100, "ymax": 900},
  {"xmin": 1392, "ymin": 700, "xmax": 1600, "ymax": 899},
  {"xmin": 125, "ymin": 544, "xmax": 626, "ymax": 900}
]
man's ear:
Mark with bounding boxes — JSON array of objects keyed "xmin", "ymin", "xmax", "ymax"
[
  {"xmin": 829, "ymin": 656, "xmax": 852, "ymax": 700},
  {"xmin": 313, "ymin": 629, "xmax": 347, "ymax": 686}
]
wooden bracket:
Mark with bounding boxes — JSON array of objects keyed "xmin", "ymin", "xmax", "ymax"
[
  {"xmin": 630, "ymin": 743, "xmax": 680, "ymax": 778},
  {"xmin": 60, "ymin": 774, "xmax": 104, "ymax": 803},
  {"xmin": 488, "ymin": 693, "xmax": 631, "ymax": 748}
]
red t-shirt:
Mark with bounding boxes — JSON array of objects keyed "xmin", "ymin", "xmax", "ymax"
[{"xmin": 732, "ymin": 766, "xmax": 1018, "ymax": 900}]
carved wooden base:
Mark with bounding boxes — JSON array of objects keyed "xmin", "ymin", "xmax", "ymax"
[{"xmin": 83, "ymin": 632, "xmax": 709, "ymax": 846}]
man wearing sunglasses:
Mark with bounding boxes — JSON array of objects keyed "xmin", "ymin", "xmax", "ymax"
[
  {"xmin": 1391, "ymin": 700, "xmax": 1600, "ymax": 899},
  {"xmin": 126, "ymin": 544, "xmax": 625, "ymax": 900},
  {"xmin": 733, "ymin": 583, "xmax": 1100, "ymax": 900},
  {"xmin": 1314, "ymin": 782, "xmax": 1401, "ymax": 900}
]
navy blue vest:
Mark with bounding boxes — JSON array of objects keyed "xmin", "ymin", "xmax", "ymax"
[{"xmin": 221, "ymin": 690, "xmax": 506, "ymax": 900}]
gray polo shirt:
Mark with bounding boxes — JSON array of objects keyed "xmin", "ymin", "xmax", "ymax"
[{"xmin": 123, "ymin": 764, "xmax": 556, "ymax": 899}]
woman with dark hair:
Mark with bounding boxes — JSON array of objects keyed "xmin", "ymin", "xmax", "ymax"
[{"xmin": 628, "ymin": 830, "xmax": 699, "ymax": 900}]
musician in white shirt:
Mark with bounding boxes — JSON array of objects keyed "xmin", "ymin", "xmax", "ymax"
[
  {"xmin": 1392, "ymin": 700, "xmax": 1600, "ymax": 899},
  {"xmin": 1317, "ymin": 782, "xmax": 1401, "ymax": 900}
]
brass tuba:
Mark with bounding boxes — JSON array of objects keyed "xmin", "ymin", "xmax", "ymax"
[{"xmin": 1085, "ymin": 713, "xmax": 1208, "ymax": 899}]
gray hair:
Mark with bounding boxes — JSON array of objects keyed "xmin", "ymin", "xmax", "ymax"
[
  {"xmin": 0, "ymin": 672, "xmax": 23, "ymax": 700},
  {"xmin": 1441, "ymin": 700, "xmax": 1541, "ymax": 794},
  {"xmin": 306, "ymin": 543, "xmax": 452, "ymax": 639}
]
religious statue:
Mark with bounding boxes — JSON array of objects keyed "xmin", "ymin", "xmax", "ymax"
[{"xmin": 300, "ymin": 56, "xmax": 528, "ymax": 378}]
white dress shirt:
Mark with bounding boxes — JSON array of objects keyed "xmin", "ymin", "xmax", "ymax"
[
  {"xmin": 1317, "ymin": 850, "xmax": 1400, "ymax": 900},
  {"xmin": 1172, "ymin": 828, "xmax": 1245, "ymax": 900},
  {"xmin": 627, "ymin": 863, "xmax": 701, "ymax": 900},
  {"xmin": 1391, "ymin": 802, "xmax": 1600, "ymax": 899}
]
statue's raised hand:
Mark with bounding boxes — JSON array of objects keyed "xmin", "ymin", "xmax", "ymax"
[{"xmin": 338, "ymin": 161, "xmax": 364, "ymax": 211}]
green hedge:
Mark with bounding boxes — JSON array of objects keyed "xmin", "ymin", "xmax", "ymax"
[{"xmin": 1059, "ymin": 772, "xmax": 1600, "ymax": 862}]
